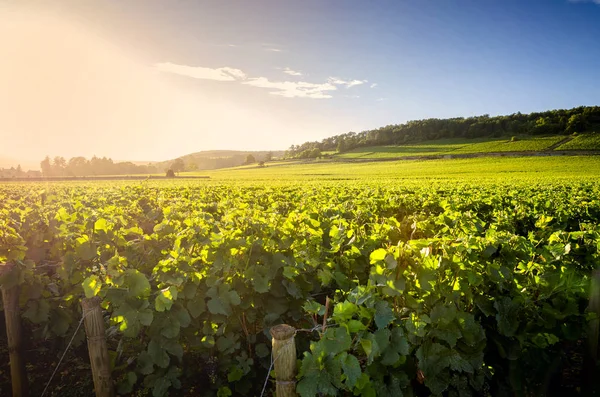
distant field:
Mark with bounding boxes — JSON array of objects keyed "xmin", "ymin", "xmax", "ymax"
[
  {"xmin": 336, "ymin": 136, "xmax": 567, "ymax": 159},
  {"xmin": 192, "ymin": 155, "xmax": 600, "ymax": 182},
  {"xmin": 556, "ymin": 133, "xmax": 600, "ymax": 150},
  {"xmin": 452, "ymin": 136, "xmax": 565, "ymax": 153}
]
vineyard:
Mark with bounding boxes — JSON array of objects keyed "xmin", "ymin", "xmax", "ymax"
[
  {"xmin": 333, "ymin": 136, "xmax": 569, "ymax": 160},
  {"xmin": 1, "ymin": 176, "xmax": 600, "ymax": 396},
  {"xmin": 557, "ymin": 133, "xmax": 600, "ymax": 151}
]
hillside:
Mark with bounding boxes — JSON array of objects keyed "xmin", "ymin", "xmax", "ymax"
[
  {"xmin": 154, "ymin": 150, "xmax": 285, "ymax": 171},
  {"xmin": 332, "ymin": 134, "xmax": 600, "ymax": 160},
  {"xmin": 287, "ymin": 105, "xmax": 600, "ymax": 159}
]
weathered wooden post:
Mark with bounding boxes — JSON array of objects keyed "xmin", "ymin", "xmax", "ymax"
[
  {"xmin": 1, "ymin": 282, "xmax": 28, "ymax": 397},
  {"xmin": 81, "ymin": 297, "xmax": 114, "ymax": 397},
  {"xmin": 270, "ymin": 324, "xmax": 297, "ymax": 397}
]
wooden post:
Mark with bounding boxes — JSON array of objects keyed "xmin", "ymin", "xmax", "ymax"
[
  {"xmin": 1, "ymin": 284, "xmax": 28, "ymax": 397},
  {"xmin": 81, "ymin": 297, "xmax": 114, "ymax": 397},
  {"xmin": 270, "ymin": 324, "xmax": 297, "ymax": 397}
]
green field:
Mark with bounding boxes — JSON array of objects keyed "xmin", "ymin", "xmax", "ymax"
[
  {"xmin": 556, "ymin": 133, "xmax": 600, "ymax": 150},
  {"xmin": 2, "ymin": 155, "xmax": 600, "ymax": 396},
  {"xmin": 335, "ymin": 136, "xmax": 568, "ymax": 159},
  {"xmin": 197, "ymin": 155, "xmax": 600, "ymax": 182}
]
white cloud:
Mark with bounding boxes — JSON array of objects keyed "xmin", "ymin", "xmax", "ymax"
[
  {"xmin": 283, "ymin": 67, "xmax": 303, "ymax": 76},
  {"xmin": 156, "ymin": 62, "xmax": 368, "ymax": 99},
  {"xmin": 243, "ymin": 77, "xmax": 337, "ymax": 99},
  {"xmin": 568, "ymin": 0, "xmax": 600, "ymax": 3},
  {"xmin": 155, "ymin": 62, "xmax": 246, "ymax": 81},
  {"xmin": 376, "ymin": 97, "xmax": 386, "ymax": 102},
  {"xmin": 328, "ymin": 77, "xmax": 368, "ymax": 88},
  {"xmin": 345, "ymin": 95, "xmax": 360, "ymax": 99},
  {"xmin": 370, "ymin": 83, "xmax": 377, "ymax": 88},
  {"xmin": 265, "ymin": 48, "xmax": 282, "ymax": 52}
]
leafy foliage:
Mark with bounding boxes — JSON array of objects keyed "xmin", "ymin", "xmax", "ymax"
[{"xmin": 0, "ymin": 179, "xmax": 599, "ymax": 396}]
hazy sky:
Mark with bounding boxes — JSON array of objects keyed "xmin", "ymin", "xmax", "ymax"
[{"xmin": 1, "ymin": 0, "xmax": 600, "ymax": 163}]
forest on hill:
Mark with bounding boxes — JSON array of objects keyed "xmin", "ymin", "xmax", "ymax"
[{"xmin": 286, "ymin": 106, "xmax": 600, "ymax": 158}]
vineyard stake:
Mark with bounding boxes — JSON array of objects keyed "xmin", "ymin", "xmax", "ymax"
[
  {"xmin": 81, "ymin": 297, "xmax": 114, "ymax": 397},
  {"xmin": 1, "ymin": 283, "xmax": 28, "ymax": 397},
  {"xmin": 270, "ymin": 324, "xmax": 297, "ymax": 397}
]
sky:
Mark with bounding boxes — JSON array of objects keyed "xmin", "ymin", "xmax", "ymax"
[{"xmin": 1, "ymin": 0, "xmax": 600, "ymax": 164}]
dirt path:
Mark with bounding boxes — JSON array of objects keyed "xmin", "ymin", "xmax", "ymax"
[{"xmin": 546, "ymin": 136, "xmax": 574, "ymax": 151}]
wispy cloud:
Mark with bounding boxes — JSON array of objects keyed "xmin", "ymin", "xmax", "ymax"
[
  {"xmin": 265, "ymin": 48, "xmax": 282, "ymax": 52},
  {"xmin": 376, "ymin": 97, "xmax": 387, "ymax": 102},
  {"xmin": 156, "ymin": 62, "xmax": 367, "ymax": 99},
  {"xmin": 568, "ymin": 0, "xmax": 600, "ymax": 3},
  {"xmin": 283, "ymin": 67, "xmax": 302, "ymax": 76},
  {"xmin": 155, "ymin": 62, "xmax": 246, "ymax": 81},
  {"xmin": 328, "ymin": 77, "xmax": 368, "ymax": 88},
  {"xmin": 370, "ymin": 83, "xmax": 378, "ymax": 88},
  {"xmin": 243, "ymin": 77, "xmax": 337, "ymax": 98}
]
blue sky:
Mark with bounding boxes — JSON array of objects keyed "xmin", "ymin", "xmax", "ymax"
[{"xmin": 1, "ymin": 0, "xmax": 600, "ymax": 161}]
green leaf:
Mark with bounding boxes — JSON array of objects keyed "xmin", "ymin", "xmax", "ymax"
[
  {"xmin": 161, "ymin": 319, "xmax": 180, "ymax": 338},
  {"xmin": 360, "ymin": 338, "xmax": 373, "ymax": 358},
  {"xmin": 76, "ymin": 241, "xmax": 96, "ymax": 261},
  {"xmin": 155, "ymin": 287, "xmax": 177, "ymax": 312},
  {"xmin": 375, "ymin": 301, "xmax": 395, "ymax": 329},
  {"xmin": 370, "ymin": 248, "xmax": 387, "ymax": 263},
  {"xmin": 175, "ymin": 306, "xmax": 191, "ymax": 327},
  {"xmin": 391, "ymin": 327, "xmax": 409, "ymax": 355},
  {"xmin": 217, "ymin": 386, "xmax": 232, "ymax": 397},
  {"xmin": 252, "ymin": 274, "xmax": 270, "ymax": 293},
  {"xmin": 113, "ymin": 302, "xmax": 153, "ymax": 337},
  {"xmin": 94, "ymin": 218, "xmax": 109, "ymax": 233},
  {"xmin": 207, "ymin": 297, "xmax": 229, "ymax": 316},
  {"xmin": 82, "ymin": 275, "xmax": 102, "ymax": 298},
  {"xmin": 322, "ymin": 328, "xmax": 352, "ymax": 355},
  {"xmin": 137, "ymin": 351, "xmax": 154, "ymax": 375},
  {"xmin": 187, "ymin": 296, "xmax": 206, "ymax": 318},
  {"xmin": 228, "ymin": 290, "xmax": 241, "ymax": 306},
  {"xmin": 346, "ymin": 319, "xmax": 367, "ymax": 333},
  {"xmin": 118, "ymin": 371, "xmax": 138, "ymax": 394},
  {"xmin": 227, "ymin": 366, "xmax": 244, "ymax": 382},
  {"xmin": 341, "ymin": 353, "xmax": 361, "ymax": 388},
  {"xmin": 125, "ymin": 269, "xmax": 151, "ymax": 297},
  {"xmin": 148, "ymin": 340, "xmax": 170, "ymax": 368},
  {"xmin": 333, "ymin": 301, "xmax": 358, "ymax": 322},
  {"xmin": 255, "ymin": 343, "xmax": 270, "ymax": 358},
  {"xmin": 152, "ymin": 376, "xmax": 171, "ymax": 397},
  {"xmin": 495, "ymin": 297, "xmax": 520, "ymax": 337},
  {"xmin": 164, "ymin": 339, "xmax": 184, "ymax": 361},
  {"xmin": 23, "ymin": 299, "xmax": 50, "ymax": 324}
]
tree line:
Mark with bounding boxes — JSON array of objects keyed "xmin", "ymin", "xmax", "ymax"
[
  {"xmin": 39, "ymin": 156, "xmax": 159, "ymax": 177},
  {"xmin": 286, "ymin": 105, "xmax": 600, "ymax": 158}
]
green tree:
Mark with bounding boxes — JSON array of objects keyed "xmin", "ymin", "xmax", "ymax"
[
  {"xmin": 172, "ymin": 158, "xmax": 185, "ymax": 174},
  {"xmin": 566, "ymin": 114, "xmax": 588, "ymax": 134},
  {"xmin": 40, "ymin": 156, "xmax": 52, "ymax": 176},
  {"xmin": 245, "ymin": 154, "xmax": 256, "ymax": 164}
]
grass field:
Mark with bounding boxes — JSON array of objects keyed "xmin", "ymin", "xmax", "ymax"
[
  {"xmin": 556, "ymin": 133, "xmax": 600, "ymax": 150},
  {"xmin": 190, "ymin": 155, "xmax": 600, "ymax": 182},
  {"xmin": 335, "ymin": 136, "xmax": 567, "ymax": 159}
]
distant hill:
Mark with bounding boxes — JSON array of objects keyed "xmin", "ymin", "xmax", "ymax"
[
  {"xmin": 155, "ymin": 150, "xmax": 285, "ymax": 171},
  {"xmin": 287, "ymin": 105, "xmax": 600, "ymax": 159}
]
